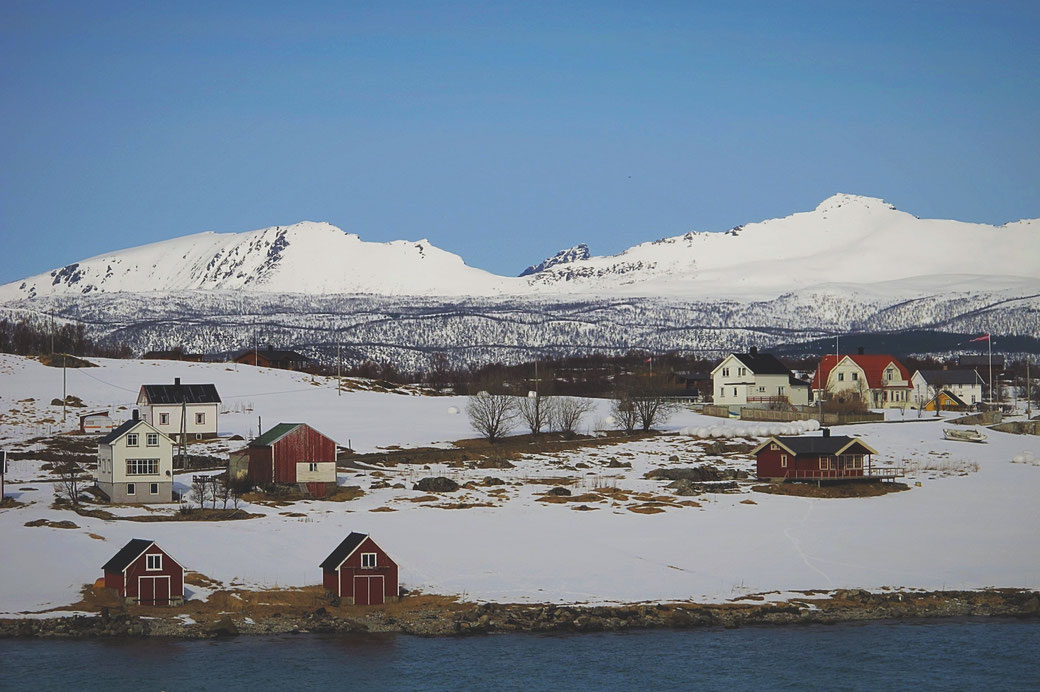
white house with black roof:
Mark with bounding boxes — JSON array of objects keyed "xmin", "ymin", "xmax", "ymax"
[
  {"xmin": 910, "ymin": 369, "xmax": 984, "ymax": 409},
  {"xmin": 711, "ymin": 348, "xmax": 810, "ymax": 408},
  {"xmin": 96, "ymin": 411, "xmax": 174, "ymax": 503},
  {"xmin": 137, "ymin": 377, "xmax": 221, "ymax": 441}
]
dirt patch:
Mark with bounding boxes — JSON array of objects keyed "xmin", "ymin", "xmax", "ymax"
[
  {"xmin": 429, "ymin": 501, "xmax": 496, "ymax": 510},
  {"xmin": 39, "ymin": 354, "xmax": 96, "ymax": 368},
  {"xmin": 370, "ymin": 506, "xmax": 397, "ymax": 512},
  {"xmin": 25, "ymin": 518, "xmax": 79, "ymax": 529},
  {"xmin": 86, "ymin": 533, "xmax": 106, "ymax": 540},
  {"xmin": 407, "ymin": 495, "xmax": 439, "ymax": 503},
  {"xmin": 537, "ymin": 493, "xmax": 604, "ymax": 504},
  {"xmin": 752, "ymin": 482, "xmax": 910, "ymax": 499},
  {"xmin": 626, "ymin": 503, "xmax": 667, "ymax": 514},
  {"xmin": 324, "ymin": 486, "xmax": 365, "ymax": 502}
]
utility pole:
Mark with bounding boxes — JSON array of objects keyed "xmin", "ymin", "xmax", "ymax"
[
  {"xmin": 337, "ymin": 341, "xmax": 342, "ymax": 396},
  {"xmin": 62, "ymin": 354, "xmax": 67, "ymax": 425},
  {"xmin": 1027, "ymin": 359, "xmax": 1032, "ymax": 418}
]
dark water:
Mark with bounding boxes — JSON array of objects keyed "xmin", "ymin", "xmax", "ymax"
[{"xmin": 2, "ymin": 620, "xmax": 1039, "ymax": 691}]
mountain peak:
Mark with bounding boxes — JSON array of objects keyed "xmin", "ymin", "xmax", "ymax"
[
  {"xmin": 519, "ymin": 243, "xmax": 591, "ymax": 277},
  {"xmin": 814, "ymin": 193, "xmax": 896, "ymax": 214}
]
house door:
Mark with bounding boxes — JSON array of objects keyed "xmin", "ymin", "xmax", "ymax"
[
  {"xmin": 353, "ymin": 575, "xmax": 384, "ymax": 605},
  {"xmin": 138, "ymin": 576, "xmax": 170, "ymax": 605}
]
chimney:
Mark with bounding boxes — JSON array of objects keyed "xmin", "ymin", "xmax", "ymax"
[
  {"xmin": 174, "ymin": 377, "xmax": 181, "ymax": 386},
  {"xmin": 267, "ymin": 343, "xmax": 274, "ymax": 352},
  {"xmin": 822, "ymin": 427, "xmax": 831, "ymax": 437},
  {"xmin": 132, "ymin": 409, "xmax": 139, "ymax": 421},
  {"xmin": 749, "ymin": 346, "xmax": 758, "ymax": 356},
  {"xmin": 857, "ymin": 346, "xmax": 864, "ymax": 355}
]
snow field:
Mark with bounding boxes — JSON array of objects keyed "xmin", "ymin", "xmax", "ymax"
[{"xmin": 1, "ymin": 355, "xmax": 1039, "ymax": 613}]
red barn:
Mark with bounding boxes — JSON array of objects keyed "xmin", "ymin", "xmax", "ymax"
[
  {"xmin": 246, "ymin": 423, "xmax": 338, "ymax": 497},
  {"xmin": 751, "ymin": 430, "xmax": 900, "ymax": 481},
  {"xmin": 320, "ymin": 532, "xmax": 399, "ymax": 605},
  {"xmin": 102, "ymin": 539, "xmax": 185, "ymax": 606}
]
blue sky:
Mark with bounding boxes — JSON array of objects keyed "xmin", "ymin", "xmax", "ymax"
[{"xmin": 1, "ymin": 0, "xmax": 1038, "ymax": 283}]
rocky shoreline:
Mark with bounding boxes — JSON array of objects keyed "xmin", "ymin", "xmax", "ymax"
[{"xmin": 2, "ymin": 589, "xmax": 1038, "ymax": 640}]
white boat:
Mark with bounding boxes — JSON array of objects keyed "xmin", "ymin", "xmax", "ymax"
[{"xmin": 944, "ymin": 428, "xmax": 987, "ymax": 443}]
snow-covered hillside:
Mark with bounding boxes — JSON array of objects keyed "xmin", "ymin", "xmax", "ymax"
[
  {"xmin": 519, "ymin": 243, "xmax": 591, "ymax": 277},
  {"xmin": 0, "ymin": 222, "xmax": 517, "ymax": 300},
  {"xmin": 2, "ymin": 194, "xmax": 1037, "ymax": 302}
]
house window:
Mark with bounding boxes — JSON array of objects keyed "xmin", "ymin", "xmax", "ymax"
[
  {"xmin": 733, "ymin": 388, "xmax": 737, "ymax": 396},
  {"xmin": 150, "ymin": 483, "xmax": 159, "ymax": 495},
  {"xmin": 361, "ymin": 553, "xmax": 377, "ymax": 568},
  {"xmin": 852, "ymin": 373, "xmax": 858, "ymax": 381},
  {"xmin": 126, "ymin": 459, "xmax": 159, "ymax": 475},
  {"xmin": 722, "ymin": 367, "xmax": 730, "ymax": 377},
  {"xmin": 308, "ymin": 462, "xmax": 319, "ymax": 472},
  {"xmin": 781, "ymin": 454, "xmax": 788, "ymax": 468},
  {"xmin": 146, "ymin": 433, "xmax": 159, "ymax": 447},
  {"xmin": 886, "ymin": 369, "xmax": 893, "ymax": 381},
  {"xmin": 719, "ymin": 388, "xmax": 724, "ymax": 397},
  {"xmin": 159, "ymin": 413, "xmax": 169, "ymax": 425},
  {"xmin": 819, "ymin": 458, "xmax": 831, "ymax": 470},
  {"xmin": 738, "ymin": 367, "xmax": 746, "ymax": 376},
  {"xmin": 758, "ymin": 386, "xmax": 766, "ymax": 392},
  {"xmin": 837, "ymin": 373, "xmax": 844, "ymax": 382},
  {"xmin": 195, "ymin": 412, "xmax": 205, "ymax": 425},
  {"xmin": 770, "ymin": 443, "xmax": 779, "ymax": 450},
  {"xmin": 146, "ymin": 554, "xmax": 162, "ymax": 571},
  {"xmin": 126, "ymin": 483, "xmax": 136, "ymax": 495},
  {"xmin": 126, "ymin": 433, "xmax": 139, "ymax": 447}
]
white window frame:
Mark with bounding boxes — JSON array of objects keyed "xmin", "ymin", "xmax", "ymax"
[
  {"xmin": 159, "ymin": 412, "xmax": 169, "ymax": 425},
  {"xmin": 146, "ymin": 554, "xmax": 162, "ymax": 571},
  {"xmin": 361, "ymin": 552, "xmax": 377, "ymax": 569},
  {"xmin": 126, "ymin": 459, "xmax": 159, "ymax": 476},
  {"xmin": 195, "ymin": 412, "xmax": 205, "ymax": 425},
  {"xmin": 150, "ymin": 482, "xmax": 159, "ymax": 495},
  {"xmin": 837, "ymin": 373, "xmax": 844, "ymax": 382},
  {"xmin": 781, "ymin": 454, "xmax": 788, "ymax": 468},
  {"xmin": 126, "ymin": 433, "xmax": 139, "ymax": 447},
  {"xmin": 308, "ymin": 462, "xmax": 319, "ymax": 472},
  {"xmin": 770, "ymin": 443, "xmax": 779, "ymax": 450},
  {"xmin": 852, "ymin": 372, "xmax": 858, "ymax": 381},
  {"xmin": 126, "ymin": 482, "xmax": 136, "ymax": 495},
  {"xmin": 146, "ymin": 433, "xmax": 159, "ymax": 447},
  {"xmin": 722, "ymin": 367, "xmax": 729, "ymax": 377}
]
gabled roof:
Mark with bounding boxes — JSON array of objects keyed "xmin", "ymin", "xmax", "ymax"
[
  {"xmin": 914, "ymin": 369, "xmax": 981, "ymax": 386},
  {"xmin": 712, "ymin": 352, "xmax": 793, "ymax": 377},
  {"xmin": 249, "ymin": 423, "xmax": 303, "ymax": 448},
  {"xmin": 79, "ymin": 410, "xmax": 109, "ymax": 420},
  {"xmin": 102, "ymin": 538, "xmax": 154, "ymax": 572},
  {"xmin": 811, "ymin": 354, "xmax": 912, "ymax": 390},
  {"xmin": 99, "ymin": 418, "xmax": 161, "ymax": 445},
  {"xmin": 928, "ymin": 390, "xmax": 969, "ymax": 408},
  {"xmin": 141, "ymin": 383, "xmax": 221, "ymax": 404},
  {"xmin": 751, "ymin": 434, "xmax": 879, "ymax": 457},
  {"xmin": 320, "ymin": 532, "xmax": 369, "ymax": 570},
  {"xmin": 789, "ymin": 375, "xmax": 810, "ymax": 389}
]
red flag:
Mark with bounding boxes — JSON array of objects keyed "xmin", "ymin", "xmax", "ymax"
[
  {"xmin": 969, "ymin": 334, "xmax": 990, "ymax": 342},
  {"xmin": 645, "ymin": 357, "xmax": 653, "ymax": 363}
]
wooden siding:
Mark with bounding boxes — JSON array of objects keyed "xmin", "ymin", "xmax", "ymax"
[
  {"xmin": 324, "ymin": 536, "xmax": 398, "ymax": 603},
  {"xmin": 270, "ymin": 425, "xmax": 336, "ymax": 484},
  {"xmin": 107, "ymin": 544, "xmax": 184, "ymax": 604}
]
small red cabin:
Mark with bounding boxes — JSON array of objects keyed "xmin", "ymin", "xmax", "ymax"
[
  {"xmin": 246, "ymin": 423, "xmax": 338, "ymax": 497},
  {"xmin": 102, "ymin": 539, "xmax": 185, "ymax": 605},
  {"xmin": 320, "ymin": 533, "xmax": 399, "ymax": 605},
  {"xmin": 751, "ymin": 431, "xmax": 899, "ymax": 481}
]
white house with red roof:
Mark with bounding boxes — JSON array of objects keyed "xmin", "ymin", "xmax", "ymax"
[{"xmin": 811, "ymin": 348, "xmax": 912, "ymax": 409}]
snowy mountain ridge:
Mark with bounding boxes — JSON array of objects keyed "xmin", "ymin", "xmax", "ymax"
[{"xmin": 2, "ymin": 194, "xmax": 1038, "ymax": 303}]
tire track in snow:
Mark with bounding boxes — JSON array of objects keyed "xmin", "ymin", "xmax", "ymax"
[{"xmin": 783, "ymin": 499, "xmax": 834, "ymax": 588}]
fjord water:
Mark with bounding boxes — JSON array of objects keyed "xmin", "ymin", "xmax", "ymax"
[{"xmin": 2, "ymin": 620, "xmax": 1038, "ymax": 691}]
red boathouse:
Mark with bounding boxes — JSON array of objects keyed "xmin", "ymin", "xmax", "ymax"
[
  {"xmin": 246, "ymin": 423, "xmax": 338, "ymax": 497},
  {"xmin": 752, "ymin": 430, "xmax": 902, "ymax": 481},
  {"xmin": 102, "ymin": 539, "xmax": 185, "ymax": 606},
  {"xmin": 320, "ymin": 532, "xmax": 399, "ymax": 605}
]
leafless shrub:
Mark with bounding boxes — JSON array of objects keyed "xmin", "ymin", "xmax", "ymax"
[
  {"xmin": 466, "ymin": 391, "xmax": 518, "ymax": 443},
  {"xmin": 552, "ymin": 397, "xmax": 596, "ymax": 437},
  {"xmin": 516, "ymin": 393, "xmax": 557, "ymax": 435}
]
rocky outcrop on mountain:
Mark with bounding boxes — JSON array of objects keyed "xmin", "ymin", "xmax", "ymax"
[{"xmin": 519, "ymin": 243, "xmax": 591, "ymax": 276}]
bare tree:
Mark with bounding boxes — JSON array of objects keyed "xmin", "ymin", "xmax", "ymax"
[
  {"xmin": 611, "ymin": 394, "xmax": 639, "ymax": 433},
  {"xmin": 53, "ymin": 461, "xmax": 85, "ymax": 506},
  {"xmin": 191, "ymin": 476, "xmax": 212, "ymax": 510},
  {"xmin": 466, "ymin": 391, "xmax": 518, "ymax": 443},
  {"xmin": 516, "ymin": 393, "xmax": 556, "ymax": 435},
  {"xmin": 632, "ymin": 391, "xmax": 680, "ymax": 432},
  {"xmin": 552, "ymin": 397, "xmax": 595, "ymax": 438}
]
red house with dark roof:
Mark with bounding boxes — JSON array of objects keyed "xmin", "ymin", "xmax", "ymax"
[
  {"xmin": 811, "ymin": 349, "xmax": 912, "ymax": 408},
  {"xmin": 102, "ymin": 539, "xmax": 185, "ymax": 605},
  {"xmin": 320, "ymin": 533, "xmax": 399, "ymax": 605},
  {"xmin": 751, "ymin": 430, "xmax": 903, "ymax": 481}
]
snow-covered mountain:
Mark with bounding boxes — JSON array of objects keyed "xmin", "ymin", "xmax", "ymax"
[
  {"xmin": 0, "ymin": 222, "xmax": 516, "ymax": 300},
  {"xmin": 519, "ymin": 243, "xmax": 591, "ymax": 277},
  {"xmin": 1, "ymin": 194, "xmax": 1037, "ymax": 302}
]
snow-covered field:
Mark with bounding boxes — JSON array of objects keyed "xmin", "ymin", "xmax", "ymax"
[{"xmin": 1, "ymin": 355, "xmax": 1038, "ymax": 615}]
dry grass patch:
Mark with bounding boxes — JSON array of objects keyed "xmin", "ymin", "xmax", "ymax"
[
  {"xmin": 370, "ymin": 506, "xmax": 397, "ymax": 512},
  {"xmin": 406, "ymin": 495, "xmax": 439, "ymax": 503},
  {"xmin": 25, "ymin": 518, "xmax": 79, "ymax": 529},
  {"xmin": 740, "ymin": 499, "xmax": 757, "ymax": 505},
  {"xmin": 536, "ymin": 493, "xmax": 604, "ymax": 504},
  {"xmin": 429, "ymin": 501, "xmax": 496, "ymax": 510},
  {"xmin": 626, "ymin": 503, "xmax": 667, "ymax": 515},
  {"xmin": 752, "ymin": 482, "xmax": 910, "ymax": 499},
  {"xmin": 524, "ymin": 476, "xmax": 577, "ymax": 486},
  {"xmin": 86, "ymin": 533, "xmax": 106, "ymax": 540}
]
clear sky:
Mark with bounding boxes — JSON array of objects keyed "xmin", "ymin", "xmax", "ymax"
[{"xmin": 2, "ymin": 0, "xmax": 1038, "ymax": 283}]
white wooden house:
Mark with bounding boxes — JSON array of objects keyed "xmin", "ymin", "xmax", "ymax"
[
  {"xmin": 910, "ymin": 369, "xmax": 983, "ymax": 409},
  {"xmin": 137, "ymin": 377, "xmax": 221, "ymax": 441},
  {"xmin": 95, "ymin": 412, "xmax": 174, "ymax": 503},
  {"xmin": 711, "ymin": 348, "xmax": 810, "ymax": 408},
  {"xmin": 811, "ymin": 350, "xmax": 912, "ymax": 409}
]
